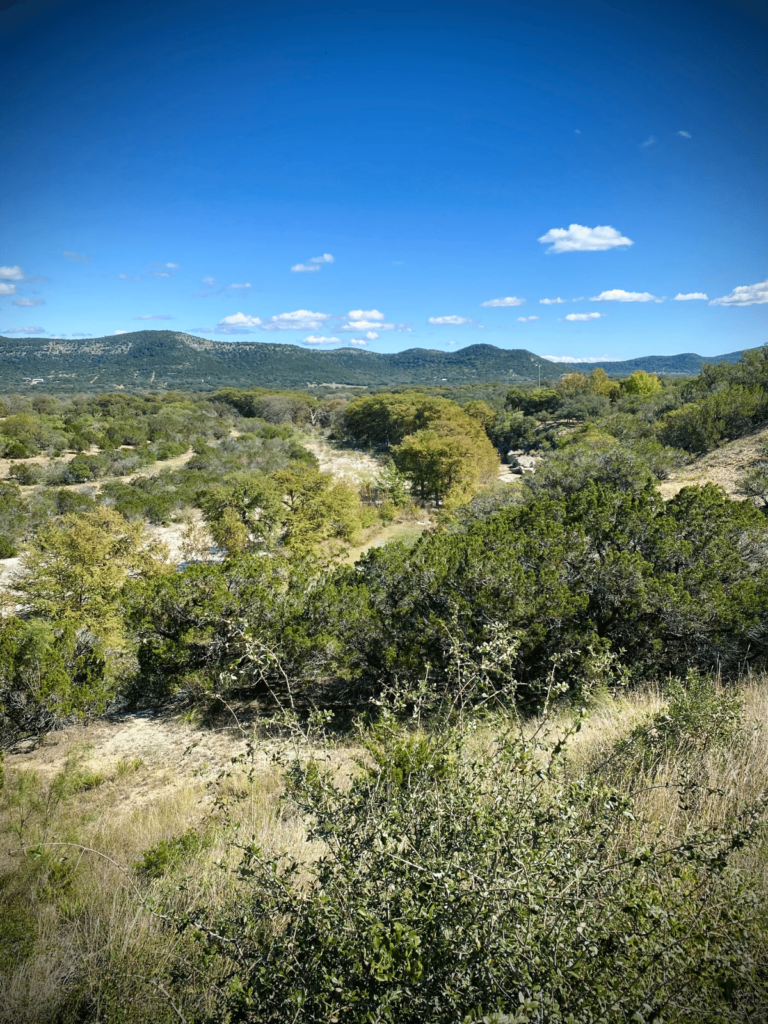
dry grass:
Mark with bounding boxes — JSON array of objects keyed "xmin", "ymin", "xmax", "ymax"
[{"xmin": 2, "ymin": 678, "xmax": 768, "ymax": 1021}]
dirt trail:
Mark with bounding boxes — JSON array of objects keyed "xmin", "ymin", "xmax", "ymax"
[{"xmin": 658, "ymin": 426, "xmax": 768, "ymax": 501}]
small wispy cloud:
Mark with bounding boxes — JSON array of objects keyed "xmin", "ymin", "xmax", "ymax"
[
  {"xmin": 544, "ymin": 354, "xmax": 608, "ymax": 362},
  {"xmin": 63, "ymin": 250, "xmax": 91, "ymax": 263},
  {"xmin": 303, "ymin": 335, "xmax": 341, "ymax": 344},
  {"xmin": 202, "ymin": 277, "xmax": 216, "ymax": 286},
  {"xmin": 0, "ymin": 266, "xmax": 24, "ymax": 280},
  {"xmin": 539, "ymin": 297, "xmax": 565, "ymax": 305},
  {"xmin": 517, "ymin": 316, "xmax": 539, "ymax": 322},
  {"xmin": 591, "ymin": 289, "xmax": 661, "ymax": 302},
  {"xmin": 710, "ymin": 279, "xmax": 768, "ymax": 307},
  {"xmin": 133, "ymin": 314, "xmax": 172, "ymax": 320},
  {"xmin": 539, "ymin": 224, "xmax": 634, "ymax": 254},
  {"xmin": 674, "ymin": 292, "xmax": 708, "ymax": 301},
  {"xmin": 71, "ymin": 333, "xmax": 92, "ymax": 337},
  {"xmin": 364, "ymin": 330, "xmax": 378, "ymax": 340},
  {"xmin": 349, "ymin": 339, "xmax": 368, "ymax": 346},
  {"xmin": 0, "ymin": 283, "xmax": 17, "ymax": 296},
  {"xmin": 149, "ymin": 271, "xmax": 173, "ymax": 278},
  {"xmin": 428, "ymin": 315, "xmax": 474, "ymax": 325},
  {"xmin": 261, "ymin": 309, "xmax": 332, "ymax": 331},
  {"xmin": 291, "ymin": 253, "xmax": 334, "ymax": 273},
  {"xmin": 676, "ymin": 131, "xmax": 692, "ymax": 139},
  {"xmin": 562, "ymin": 312, "xmax": 603, "ymax": 321},
  {"xmin": 641, "ymin": 136, "xmax": 657, "ymax": 148},
  {"xmin": 2, "ymin": 325, "xmax": 45, "ymax": 334},
  {"xmin": 13, "ymin": 298, "xmax": 45, "ymax": 307},
  {"xmin": 481, "ymin": 296, "xmax": 525, "ymax": 307},
  {"xmin": 115, "ymin": 330, "xmax": 130, "ymax": 335},
  {"xmin": 349, "ymin": 309, "xmax": 385, "ymax": 320},
  {"xmin": 229, "ymin": 282, "xmax": 251, "ymax": 290}
]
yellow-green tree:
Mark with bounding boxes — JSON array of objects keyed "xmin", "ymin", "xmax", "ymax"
[
  {"xmin": 12, "ymin": 507, "xmax": 169, "ymax": 647},
  {"xmin": 392, "ymin": 415, "xmax": 498, "ymax": 505},
  {"xmin": 588, "ymin": 368, "xmax": 621, "ymax": 401},
  {"xmin": 621, "ymin": 370, "xmax": 663, "ymax": 396},
  {"xmin": 273, "ymin": 467, "xmax": 364, "ymax": 553}
]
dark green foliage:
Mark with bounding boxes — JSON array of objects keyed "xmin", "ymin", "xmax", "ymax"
[
  {"xmin": 0, "ymin": 330, "xmax": 753, "ymax": 394},
  {"xmin": 0, "ymin": 618, "xmax": 111, "ymax": 741},
  {"xmin": 0, "ymin": 480, "xmax": 26, "ymax": 545},
  {"xmin": 0, "ymin": 535, "xmax": 16, "ymax": 558},
  {"xmin": 286, "ymin": 483, "xmax": 768, "ymax": 702}
]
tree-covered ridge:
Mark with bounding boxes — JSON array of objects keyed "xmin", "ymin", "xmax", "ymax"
[{"xmin": 0, "ymin": 329, "xmax": 754, "ymax": 393}]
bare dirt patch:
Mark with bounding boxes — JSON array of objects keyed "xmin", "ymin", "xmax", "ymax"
[
  {"xmin": 658, "ymin": 425, "xmax": 768, "ymax": 501},
  {"xmin": 301, "ymin": 436, "xmax": 384, "ymax": 485}
]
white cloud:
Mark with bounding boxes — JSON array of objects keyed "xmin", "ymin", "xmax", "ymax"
[
  {"xmin": 2, "ymin": 325, "xmax": 45, "ymax": 334},
  {"xmin": 149, "ymin": 271, "xmax": 172, "ymax": 278},
  {"xmin": 165, "ymin": 262, "xmax": 179, "ymax": 269},
  {"xmin": 517, "ymin": 316, "xmax": 539, "ymax": 322},
  {"xmin": 428, "ymin": 315, "xmax": 474, "ymax": 325},
  {"xmin": 344, "ymin": 320, "xmax": 395, "ymax": 331},
  {"xmin": 291, "ymin": 253, "xmax": 334, "ymax": 272},
  {"xmin": 0, "ymin": 282, "xmax": 17, "ymax": 296},
  {"xmin": 133, "ymin": 314, "xmax": 172, "ymax": 320},
  {"xmin": 364, "ymin": 330, "xmax": 378, "ymax": 340},
  {"xmin": 539, "ymin": 297, "xmax": 565, "ymax": 304},
  {"xmin": 261, "ymin": 309, "xmax": 331, "ymax": 331},
  {"xmin": 641, "ymin": 136, "xmax": 657, "ymax": 147},
  {"xmin": 590, "ymin": 289, "xmax": 661, "ymax": 302},
  {"xmin": 543, "ymin": 354, "xmax": 607, "ymax": 362},
  {"xmin": 348, "ymin": 309, "xmax": 385, "ymax": 320},
  {"xmin": 13, "ymin": 298, "xmax": 45, "ymax": 307},
  {"xmin": 114, "ymin": 330, "xmax": 130, "ymax": 335},
  {"xmin": 563, "ymin": 312, "xmax": 603, "ymax": 321},
  {"xmin": 710, "ymin": 279, "xmax": 768, "ymax": 307},
  {"xmin": 481, "ymin": 296, "xmax": 525, "ymax": 307},
  {"xmin": 674, "ymin": 292, "xmax": 708, "ymax": 301},
  {"xmin": 228, "ymin": 282, "xmax": 251, "ymax": 289},
  {"xmin": 349, "ymin": 339, "xmax": 367, "ymax": 345},
  {"xmin": 303, "ymin": 335, "xmax": 341, "ymax": 344},
  {"xmin": 0, "ymin": 266, "xmax": 23, "ymax": 280},
  {"xmin": 202, "ymin": 277, "xmax": 216, "ymax": 286},
  {"xmin": 538, "ymin": 224, "xmax": 634, "ymax": 254},
  {"xmin": 63, "ymin": 250, "xmax": 91, "ymax": 263},
  {"xmin": 677, "ymin": 130, "xmax": 692, "ymax": 138},
  {"xmin": 218, "ymin": 312, "xmax": 263, "ymax": 328}
]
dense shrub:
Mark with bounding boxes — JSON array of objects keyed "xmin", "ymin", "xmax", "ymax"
[{"xmin": 187, "ymin": 680, "xmax": 768, "ymax": 1023}]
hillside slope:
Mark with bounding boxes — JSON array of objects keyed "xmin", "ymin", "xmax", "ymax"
[{"xmin": 0, "ymin": 330, "xmax": 754, "ymax": 394}]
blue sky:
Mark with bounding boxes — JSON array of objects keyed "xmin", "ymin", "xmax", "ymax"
[{"xmin": 1, "ymin": 0, "xmax": 766, "ymax": 362}]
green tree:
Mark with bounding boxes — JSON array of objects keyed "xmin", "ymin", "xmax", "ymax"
[
  {"xmin": 199, "ymin": 473, "xmax": 285, "ymax": 555},
  {"xmin": 620, "ymin": 369, "xmax": 663, "ymax": 396},
  {"xmin": 11, "ymin": 507, "xmax": 167, "ymax": 646}
]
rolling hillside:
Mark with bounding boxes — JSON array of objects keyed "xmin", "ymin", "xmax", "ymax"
[{"xmin": 0, "ymin": 330, "xmax": 754, "ymax": 394}]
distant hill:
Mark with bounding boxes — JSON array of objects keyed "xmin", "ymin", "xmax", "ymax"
[{"xmin": 0, "ymin": 331, "xmax": 755, "ymax": 394}]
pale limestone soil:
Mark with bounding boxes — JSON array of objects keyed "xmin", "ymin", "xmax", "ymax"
[
  {"xmin": 301, "ymin": 436, "xmax": 384, "ymax": 485},
  {"xmin": 658, "ymin": 425, "xmax": 768, "ymax": 501}
]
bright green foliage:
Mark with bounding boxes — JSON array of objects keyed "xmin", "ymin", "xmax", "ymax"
[
  {"xmin": 392, "ymin": 421, "xmax": 497, "ymax": 505},
  {"xmin": 273, "ymin": 466, "xmax": 366, "ymax": 551},
  {"xmin": 12, "ymin": 507, "xmax": 166, "ymax": 646},
  {"xmin": 620, "ymin": 369, "xmax": 663, "ymax": 396}
]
